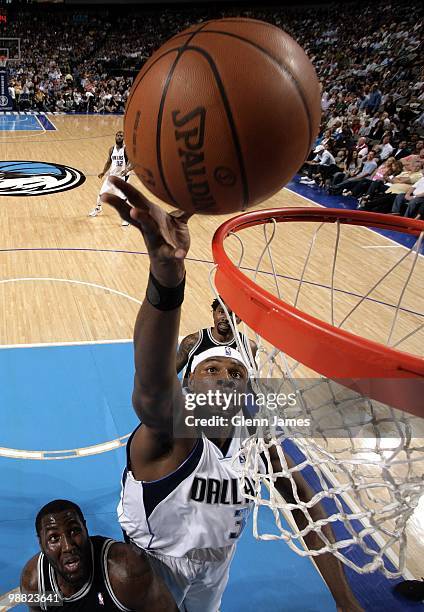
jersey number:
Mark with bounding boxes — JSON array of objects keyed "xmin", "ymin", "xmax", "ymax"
[{"xmin": 230, "ymin": 508, "xmax": 249, "ymax": 540}]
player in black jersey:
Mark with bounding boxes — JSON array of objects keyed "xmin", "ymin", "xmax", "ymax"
[
  {"xmin": 176, "ymin": 297, "xmax": 257, "ymax": 385},
  {"xmin": 20, "ymin": 499, "xmax": 176, "ymax": 611}
]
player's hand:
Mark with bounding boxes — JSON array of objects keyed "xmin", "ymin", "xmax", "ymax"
[
  {"xmin": 98, "ymin": 172, "xmax": 104, "ymax": 179},
  {"xmin": 101, "ymin": 176, "xmax": 192, "ymax": 286}
]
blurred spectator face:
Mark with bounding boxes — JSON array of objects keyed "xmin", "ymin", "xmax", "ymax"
[
  {"xmin": 416, "ymin": 141, "xmax": 423, "ymax": 152},
  {"xmin": 392, "ymin": 161, "xmax": 403, "ymax": 175},
  {"xmin": 398, "ymin": 141, "xmax": 407, "ymax": 149},
  {"xmin": 368, "ymin": 151, "xmax": 376, "ymax": 160},
  {"xmin": 382, "ymin": 135, "xmax": 391, "ymax": 144}
]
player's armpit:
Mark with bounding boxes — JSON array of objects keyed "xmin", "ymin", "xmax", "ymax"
[{"xmin": 108, "ymin": 542, "xmax": 177, "ymax": 612}]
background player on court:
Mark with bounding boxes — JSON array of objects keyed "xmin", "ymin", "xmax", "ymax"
[
  {"xmin": 89, "ymin": 131, "xmax": 133, "ymax": 226},
  {"xmin": 177, "ymin": 297, "xmax": 257, "ymax": 385},
  {"xmin": 20, "ymin": 499, "xmax": 176, "ymax": 611},
  {"xmin": 102, "ymin": 177, "xmax": 362, "ymax": 612}
]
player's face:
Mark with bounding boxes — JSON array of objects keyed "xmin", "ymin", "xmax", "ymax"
[
  {"xmin": 190, "ymin": 357, "xmax": 248, "ymax": 418},
  {"xmin": 39, "ymin": 511, "xmax": 91, "ymax": 586},
  {"xmin": 115, "ymin": 131, "xmax": 124, "ymax": 146},
  {"xmin": 213, "ymin": 305, "xmax": 241, "ymax": 335}
]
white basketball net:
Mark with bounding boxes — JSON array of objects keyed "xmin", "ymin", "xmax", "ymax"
[{"xmin": 210, "ymin": 213, "xmax": 424, "ymax": 578}]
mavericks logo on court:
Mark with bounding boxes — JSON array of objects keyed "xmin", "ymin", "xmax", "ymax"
[{"xmin": 0, "ymin": 161, "xmax": 85, "ymax": 196}]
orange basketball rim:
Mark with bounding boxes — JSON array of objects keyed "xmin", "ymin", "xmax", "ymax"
[{"xmin": 212, "ymin": 208, "xmax": 424, "ymax": 417}]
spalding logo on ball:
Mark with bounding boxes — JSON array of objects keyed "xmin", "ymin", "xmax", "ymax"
[{"xmin": 125, "ymin": 18, "xmax": 321, "ymax": 215}]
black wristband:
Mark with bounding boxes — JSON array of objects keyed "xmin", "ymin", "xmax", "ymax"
[{"xmin": 146, "ymin": 271, "xmax": 186, "ymax": 311}]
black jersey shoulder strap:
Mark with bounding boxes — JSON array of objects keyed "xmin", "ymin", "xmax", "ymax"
[{"xmin": 98, "ymin": 538, "xmax": 131, "ymax": 611}]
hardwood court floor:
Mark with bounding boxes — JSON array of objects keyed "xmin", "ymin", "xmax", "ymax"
[
  {"xmin": 0, "ymin": 114, "xmax": 422, "ymax": 578},
  {"xmin": 0, "ymin": 115, "xmax": 422, "ymax": 347}
]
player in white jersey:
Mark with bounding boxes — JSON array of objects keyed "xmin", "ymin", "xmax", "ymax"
[
  {"xmin": 89, "ymin": 131, "xmax": 132, "ymax": 226},
  {"xmin": 101, "ymin": 178, "xmax": 362, "ymax": 612}
]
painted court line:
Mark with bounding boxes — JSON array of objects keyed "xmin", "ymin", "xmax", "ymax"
[
  {"xmin": 0, "ymin": 277, "xmax": 143, "ymax": 305},
  {"xmin": 1, "ymin": 253, "xmax": 423, "ymax": 319},
  {"xmin": 42, "ymin": 113, "xmax": 57, "ymax": 130},
  {"xmin": 0, "ymin": 338, "xmax": 132, "ymax": 350},
  {"xmin": 0, "ymin": 587, "xmax": 19, "ymax": 611},
  {"xmin": 0, "ymin": 433, "xmax": 131, "ymax": 461},
  {"xmin": 361, "ymin": 245, "xmax": 404, "ymax": 249},
  {"xmin": 33, "ymin": 114, "xmax": 46, "ymax": 134}
]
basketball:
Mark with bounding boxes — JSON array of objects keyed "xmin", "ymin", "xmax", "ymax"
[{"xmin": 124, "ymin": 18, "xmax": 321, "ymax": 215}]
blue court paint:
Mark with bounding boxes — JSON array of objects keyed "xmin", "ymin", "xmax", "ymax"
[
  {"xmin": 222, "ymin": 509, "xmax": 336, "ymax": 612},
  {"xmin": 0, "ymin": 115, "xmax": 43, "ymax": 132},
  {"xmin": 288, "ymin": 178, "xmax": 423, "ymax": 252},
  {"xmin": 35, "ymin": 113, "xmax": 56, "ymax": 131},
  {"xmin": 0, "ymin": 113, "xmax": 56, "ymax": 131},
  {"xmin": 0, "ymin": 343, "xmax": 419, "ymax": 610},
  {"xmin": 0, "ymin": 343, "xmax": 137, "ymax": 451}
]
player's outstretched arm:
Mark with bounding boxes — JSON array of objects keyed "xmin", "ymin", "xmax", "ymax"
[
  {"xmin": 101, "ymin": 178, "xmax": 195, "ymax": 468},
  {"xmin": 108, "ymin": 542, "xmax": 177, "ymax": 611},
  {"xmin": 269, "ymin": 446, "xmax": 363, "ymax": 612}
]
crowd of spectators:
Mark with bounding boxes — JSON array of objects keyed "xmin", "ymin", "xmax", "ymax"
[
  {"xmin": 2, "ymin": 1, "xmax": 423, "ymax": 215},
  {"xmin": 292, "ymin": 1, "xmax": 424, "ymax": 216}
]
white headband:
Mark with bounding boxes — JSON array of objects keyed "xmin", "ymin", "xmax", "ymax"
[{"xmin": 190, "ymin": 346, "xmax": 248, "ymax": 374}]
